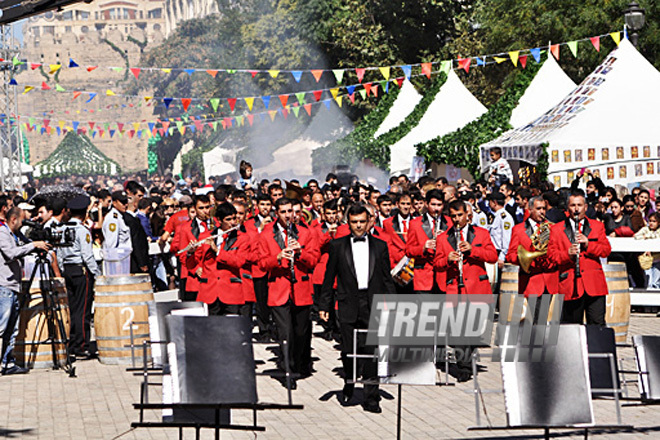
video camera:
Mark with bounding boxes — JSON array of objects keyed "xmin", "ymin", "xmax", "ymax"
[{"xmin": 23, "ymin": 220, "xmax": 75, "ymax": 247}]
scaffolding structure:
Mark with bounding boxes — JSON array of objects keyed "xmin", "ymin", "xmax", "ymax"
[{"xmin": 0, "ymin": 24, "xmax": 23, "ymax": 191}]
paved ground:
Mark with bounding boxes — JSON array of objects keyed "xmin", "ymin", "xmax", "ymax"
[{"xmin": 1, "ymin": 313, "xmax": 660, "ymax": 439}]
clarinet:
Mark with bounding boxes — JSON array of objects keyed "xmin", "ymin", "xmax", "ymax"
[
  {"xmin": 574, "ymin": 213, "xmax": 581, "ymax": 279},
  {"xmin": 456, "ymin": 227, "xmax": 465, "ymax": 289},
  {"xmin": 288, "ymin": 220, "xmax": 298, "ymax": 284}
]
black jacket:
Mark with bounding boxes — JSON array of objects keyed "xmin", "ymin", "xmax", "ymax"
[{"xmin": 122, "ymin": 212, "xmax": 149, "ymax": 273}]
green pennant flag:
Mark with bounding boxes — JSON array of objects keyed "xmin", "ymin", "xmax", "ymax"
[
  {"xmin": 358, "ymin": 89, "xmax": 367, "ymax": 100},
  {"xmin": 29, "ymin": 117, "xmax": 35, "ymax": 126},
  {"xmin": 176, "ymin": 121, "xmax": 184, "ymax": 133},
  {"xmin": 227, "ymin": 69, "xmax": 236, "ymax": 74},
  {"xmin": 111, "ymin": 67, "xmax": 124, "ymax": 73},
  {"xmin": 104, "ymin": 122, "xmax": 110, "ymax": 130},
  {"xmin": 235, "ymin": 115, "xmax": 244, "ymax": 126},
  {"xmin": 379, "ymin": 80, "xmax": 388, "ymax": 93},
  {"xmin": 169, "ymin": 127, "xmax": 175, "ymax": 135},
  {"xmin": 12, "ymin": 56, "xmax": 24, "ymax": 67},
  {"xmin": 209, "ymin": 98, "xmax": 220, "ymax": 112},
  {"xmin": 567, "ymin": 40, "xmax": 578, "ymax": 58},
  {"xmin": 440, "ymin": 60, "xmax": 451, "ymax": 75},
  {"xmin": 55, "ymin": 84, "xmax": 66, "ymax": 92},
  {"xmin": 333, "ymin": 69, "xmax": 344, "ymax": 84},
  {"xmin": 183, "ymin": 115, "xmax": 189, "ymax": 122},
  {"xmin": 212, "ymin": 121, "xmax": 218, "ymax": 131},
  {"xmin": 292, "ymin": 106, "xmax": 300, "ymax": 118},
  {"xmin": 295, "ymin": 92, "xmax": 306, "ymax": 105}
]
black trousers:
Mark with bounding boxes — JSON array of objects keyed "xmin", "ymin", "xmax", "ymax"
[
  {"xmin": 561, "ymin": 294, "xmax": 606, "ymax": 326},
  {"xmin": 63, "ymin": 264, "xmax": 94, "ymax": 353},
  {"xmin": 253, "ymin": 276, "xmax": 272, "ymax": 335},
  {"xmin": 271, "ymin": 301, "xmax": 311, "ymax": 375},
  {"xmin": 208, "ymin": 299, "xmax": 246, "ymax": 317},
  {"xmin": 339, "ymin": 319, "xmax": 380, "ymax": 406}
]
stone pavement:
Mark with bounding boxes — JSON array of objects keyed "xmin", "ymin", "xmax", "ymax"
[{"xmin": 1, "ymin": 314, "xmax": 660, "ymax": 439}]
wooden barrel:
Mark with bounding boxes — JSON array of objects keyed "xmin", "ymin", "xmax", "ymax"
[
  {"xmin": 94, "ymin": 274, "xmax": 154, "ymax": 365},
  {"xmin": 16, "ymin": 278, "xmax": 70, "ymax": 369},
  {"xmin": 604, "ymin": 263, "xmax": 631, "ymax": 343}
]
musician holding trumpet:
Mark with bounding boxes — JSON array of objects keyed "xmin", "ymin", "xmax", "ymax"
[{"xmin": 547, "ymin": 190, "xmax": 611, "ymax": 325}]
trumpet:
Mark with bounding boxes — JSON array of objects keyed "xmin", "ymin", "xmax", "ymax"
[{"xmin": 177, "ymin": 225, "xmax": 240, "ymax": 255}]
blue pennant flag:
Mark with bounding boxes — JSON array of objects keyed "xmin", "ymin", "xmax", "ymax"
[
  {"xmin": 384, "ymin": 81, "xmax": 389, "ymax": 93},
  {"xmin": 56, "ymin": 127, "xmax": 61, "ymax": 136},
  {"xmin": 323, "ymin": 100, "xmax": 331, "ymax": 109},
  {"xmin": 184, "ymin": 69, "xmax": 195, "ymax": 76},
  {"xmin": 262, "ymin": 96, "xmax": 271, "ymax": 109},
  {"xmin": 291, "ymin": 71, "xmax": 303, "ymax": 82},
  {"xmin": 259, "ymin": 113, "xmax": 266, "ymax": 122},
  {"xmin": 8, "ymin": 78, "xmax": 17, "ymax": 85},
  {"xmin": 109, "ymin": 129, "xmax": 115, "ymax": 138},
  {"xmin": 41, "ymin": 127, "xmax": 46, "ymax": 135},
  {"xmin": 86, "ymin": 93, "xmax": 97, "ymax": 103},
  {"xmin": 401, "ymin": 65, "xmax": 412, "ymax": 79},
  {"xmin": 92, "ymin": 131, "xmax": 96, "ymax": 138},
  {"xmin": 163, "ymin": 98, "xmax": 173, "ymax": 109},
  {"xmin": 68, "ymin": 59, "xmax": 79, "ymax": 68},
  {"xmin": 72, "ymin": 121, "xmax": 79, "ymax": 131},
  {"xmin": 530, "ymin": 48, "xmax": 541, "ymax": 63},
  {"xmin": 189, "ymin": 125, "xmax": 196, "ymax": 133},
  {"xmin": 148, "ymin": 122, "xmax": 155, "ymax": 132},
  {"xmin": 346, "ymin": 85, "xmax": 356, "ymax": 96},
  {"xmin": 137, "ymin": 130, "xmax": 142, "ymax": 138},
  {"xmin": 476, "ymin": 57, "xmax": 486, "ymax": 66}
]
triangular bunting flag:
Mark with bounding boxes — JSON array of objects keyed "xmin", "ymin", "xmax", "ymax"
[
  {"xmin": 181, "ymin": 98, "xmax": 192, "ymax": 112},
  {"xmin": 144, "ymin": 96, "xmax": 152, "ymax": 103},
  {"xmin": 109, "ymin": 129, "xmax": 116, "ymax": 138},
  {"xmin": 335, "ymin": 96, "xmax": 343, "ymax": 107},
  {"xmin": 227, "ymin": 98, "xmax": 237, "ymax": 111},
  {"xmin": 268, "ymin": 110, "xmax": 277, "ymax": 121},
  {"xmin": 358, "ymin": 89, "xmax": 367, "ymax": 100},
  {"xmin": 291, "ymin": 106, "xmax": 300, "ymax": 118},
  {"xmin": 162, "ymin": 121, "xmax": 171, "ymax": 131},
  {"xmin": 364, "ymin": 83, "xmax": 372, "ymax": 96},
  {"xmin": 117, "ymin": 122, "xmax": 124, "ymax": 133},
  {"xmin": 610, "ymin": 32, "xmax": 621, "ymax": 46},
  {"xmin": 262, "ymin": 96, "xmax": 271, "ymax": 109},
  {"xmin": 30, "ymin": 63, "xmax": 41, "ymax": 70},
  {"xmin": 494, "ymin": 56, "xmax": 507, "ymax": 64},
  {"xmin": 106, "ymin": 89, "xmax": 116, "ymax": 96},
  {"xmin": 519, "ymin": 55, "xmax": 528, "ymax": 69},
  {"xmin": 89, "ymin": 122, "xmax": 95, "ymax": 130},
  {"xmin": 304, "ymin": 103, "xmax": 312, "ymax": 116},
  {"xmin": 440, "ymin": 61, "xmax": 452, "ymax": 74},
  {"xmin": 184, "ymin": 69, "xmax": 195, "ymax": 76},
  {"xmin": 49, "ymin": 64, "xmax": 61, "ymax": 74},
  {"xmin": 567, "ymin": 40, "xmax": 578, "ymax": 58},
  {"xmin": 372, "ymin": 83, "xmax": 379, "ymax": 97},
  {"xmin": 163, "ymin": 98, "xmax": 173, "ymax": 109},
  {"xmin": 12, "ymin": 56, "xmax": 23, "ymax": 67},
  {"xmin": 330, "ymin": 88, "xmax": 339, "ymax": 100},
  {"xmin": 530, "ymin": 48, "xmax": 541, "ymax": 63},
  {"xmin": 245, "ymin": 97, "xmax": 255, "ymax": 111},
  {"xmin": 130, "ymin": 68, "xmax": 141, "ymax": 79},
  {"xmin": 73, "ymin": 121, "xmax": 79, "ymax": 131},
  {"xmin": 346, "ymin": 85, "xmax": 356, "ymax": 97},
  {"xmin": 206, "ymin": 70, "xmax": 219, "ymax": 77},
  {"xmin": 311, "ymin": 70, "xmax": 323, "ymax": 82},
  {"xmin": 111, "ymin": 67, "xmax": 123, "ymax": 73},
  {"xmin": 380, "ymin": 80, "xmax": 389, "ymax": 94},
  {"xmin": 509, "ymin": 51, "xmax": 519, "ymax": 66},
  {"xmin": 590, "ymin": 36, "xmax": 600, "ymax": 52},
  {"xmin": 291, "ymin": 71, "xmax": 303, "ymax": 82},
  {"xmin": 248, "ymin": 70, "xmax": 258, "ymax": 78},
  {"xmin": 396, "ymin": 77, "xmax": 404, "ymax": 88},
  {"xmin": 268, "ymin": 70, "xmax": 280, "ymax": 79},
  {"xmin": 133, "ymin": 122, "xmax": 140, "ymax": 132},
  {"xmin": 421, "ymin": 63, "xmax": 432, "ymax": 79},
  {"xmin": 476, "ymin": 57, "xmax": 486, "ymax": 66},
  {"xmin": 161, "ymin": 68, "xmax": 171, "ymax": 73},
  {"xmin": 295, "ymin": 92, "xmax": 305, "ymax": 105},
  {"xmin": 247, "ymin": 114, "xmax": 254, "ymax": 126},
  {"xmin": 55, "ymin": 84, "xmax": 66, "ymax": 92},
  {"xmin": 379, "ymin": 66, "xmax": 390, "ymax": 80},
  {"xmin": 458, "ymin": 58, "xmax": 471, "ymax": 73},
  {"xmin": 209, "ymin": 98, "xmax": 220, "ymax": 112},
  {"xmin": 278, "ymin": 94, "xmax": 289, "ymax": 107},
  {"xmin": 401, "ymin": 65, "xmax": 412, "ymax": 79},
  {"xmin": 313, "ymin": 90, "xmax": 323, "ymax": 102},
  {"xmin": 87, "ymin": 66, "xmax": 98, "ymax": 72},
  {"xmin": 550, "ymin": 44, "xmax": 560, "ymax": 60},
  {"xmin": 41, "ymin": 82, "xmax": 50, "ymax": 90},
  {"xmin": 355, "ymin": 68, "xmax": 366, "ymax": 83},
  {"xmin": 333, "ymin": 69, "xmax": 344, "ymax": 84}
]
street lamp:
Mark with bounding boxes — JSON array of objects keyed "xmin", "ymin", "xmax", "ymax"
[{"xmin": 624, "ymin": 1, "xmax": 646, "ymax": 47}]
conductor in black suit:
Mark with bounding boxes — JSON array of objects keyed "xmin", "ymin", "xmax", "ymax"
[{"xmin": 320, "ymin": 203, "xmax": 396, "ymax": 414}]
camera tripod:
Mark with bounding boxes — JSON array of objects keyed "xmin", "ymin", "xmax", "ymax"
[{"xmin": 21, "ymin": 250, "xmax": 76, "ymax": 377}]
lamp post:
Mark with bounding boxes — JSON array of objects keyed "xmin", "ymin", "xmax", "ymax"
[{"xmin": 624, "ymin": 1, "xmax": 646, "ymax": 47}]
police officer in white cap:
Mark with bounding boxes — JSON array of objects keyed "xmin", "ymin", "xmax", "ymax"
[
  {"xmin": 102, "ymin": 191, "xmax": 132, "ymax": 269},
  {"xmin": 58, "ymin": 195, "xmax": 101, "ymax": 359}
]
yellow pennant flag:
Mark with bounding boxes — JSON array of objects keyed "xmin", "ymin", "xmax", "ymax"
[
  {"xmin": 161, "ymin": 68, "xmax": 172, "ymax": 73},
  {"xmin": 268, "ymin": 70, "xmax": 280, "ymax": 79},
  {"xmin": 610, "ymin": 32, "xmax": 621, "ymax": 46},
  {"xmin": 23, "ymin": 86, "xmax": 34, "ymax": 94},
  {"xmin": 106, "ymin": 89, "xmax": 116, "ymax": 96},
  {"xmin": 49, "ymin": 64, "xmax": 62, "ymax": 74},
  {"xmin": 144, "ymin": 96, "xmax": 152, "ymax": 102},
  {"xmin": 268, "ymin": 110, "xmax": 277, "ymax": 121},
  {"xmin": 378, "ymin": 66, "xmax": 390, "ymax": 81},
  {"xmin": 58, "ymin": 120, "xmax": 65, "ymax": 130},
  {"xmin": 509, "ymin": 51, "xmax": 519, "ymax": 67},
  {"xmin": 133, "ymin": 122, "xmax": 140, "ymax": 132},
  {"xmin": 245, "ymin": 97, "xmax": 255, "ymax": 111},
  {"xmin": 330, "ymin": 88, "xmax": 339, "ymax": 100},
  {"xmin": 494, "ymin": 56, "xmax": 508, "ymax": 64},
  {"xmin": 335, "ymin": 95, "xmax": 343, "ymax": 108}
]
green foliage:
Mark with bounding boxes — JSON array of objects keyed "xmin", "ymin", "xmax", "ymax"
[
  {"xmin": 416, "ymin": 61, "xmax": 540, "ymax": 179},
  {"xmin": 127, "ymin": 35, "xmax": 148, "ymax": 52},
  {"xmin": 103, "ymin": 39, "xmax": 130, "ymax": 83},
  {"xmin": 36, "ymin": 132, "xmax": 121, "ymax": 177},
  {"xmin": 537, "ymin": 142, "xmax": 549, "ymax": 181}
]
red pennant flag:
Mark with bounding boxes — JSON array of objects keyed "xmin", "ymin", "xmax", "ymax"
[
  {"xmin": 519, "ymin": 55, "xmax": 528, "ymax": 69},
  {"xmin": 458, "ymin": 58, "xmax": 471, "ymax": 73},
  {"xmin": 247, "ymin": 114, "xmax": 254, "ymax": 126},
  {"xmin": 590, "ymin": 36, "xmax": 600, "ymax": 52},
  {"xmin": 117, "ymin": 123, "xmax": 124, "ymax": 132},
  {"xmin": 194, "ymin": 120, "xmax": 203, "ymax": 132},
  {"xmin": 349, "ymin": 93, "xmax": 356, "ymax": 104},
  {"xmin": 181, "ymin": 98, "xmax": 192, "ymax": 112},
  {"xmin": 279, "ymin": 94, "xmax": 289, "ymax": 107},
  {"xmin": 43, "ymin": 119, "xmax": 50, "ymax": 127},
  {"xmin": 310, "ymin": 70, "xmax": 323, "ymax": 82},
  {"xmin": 355, "ymin": 68, "xmax": 366, "ymax": 83},
  {"xmin": 313, "ymin": 90, "xmax": 323, "ymax": 102},
  {"xmin": 127, "ymin": 130, "xmax": 134, "ymax": 139},
  {"xmin": 372, "ymin": 84, "xmax": 379, "ymax": 97},
  {"xmin": 99, "ymin": 129, "xmax": 105, "ymax": 137},
  {"xmin": 89, "ymin": 122, "xmax": 95, "ymax": 130},
  {"xmin": 73, "ymin": 92, "xmax": 82, "ymax": 100},
  {"xmin": 30, "ymin": 63, "xmax": 41, "ymax": 70},
  {"xmin": 421, "ymin": 62, "xmax": 432, "ymax": 79},
  {"xmin": 130, "ymin": 68, "xmax": 141, "ymax": 79},
  {"xmin": 206, "ymin": 70, "xmax": 219, "ymax": 77},
  {"xmin": 550, "ymin": 44, "xmax": 560, "ymax": 60},
  {"xmin": 282, "ymin": 108, "xmax": 289, "ymax": 119},
  {"xmin": 227, "ymin": 98, "xmax": 237, "ymax": 111},
  {"xmin": 364, "ymin": 83, "xmax": 372, "ymax": 96},
  {"xmin": 304, "ymin": 103, "xmax": 312, "ymax": 116},
  {"xmin": 249, "ymin": 70, "xmax": 258, "ymax": 78},
  {"xmin": 41, "ymin": 82, "xmax": 50, "ymax": 90},
  {"xmin": 162, "ymin": 121, "xmax": 171, "ymax": 131},
  {"xmin": 87, "ymin": 66, "xmax": 98, "ymax": 72},
  {"xmin": 396, "ymin": 77, "xmax": 404, "ymax": 88}
]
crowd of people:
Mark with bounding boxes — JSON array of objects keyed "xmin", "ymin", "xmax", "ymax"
[{"xmin": 0, "ymin": 150, "xmax": 656, "ymax": 413}]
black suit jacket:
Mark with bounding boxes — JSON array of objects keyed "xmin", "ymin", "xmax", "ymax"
[
  {"xmin": 122, "ymin": 212, "xmax": 149, "ymax": 273},
  {"xmin": 320, "ymin": 234, "xmax": 395, "ymax": 324}
]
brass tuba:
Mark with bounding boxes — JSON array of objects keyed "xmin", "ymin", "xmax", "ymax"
[{"xmin": 517, "ymin": 220, "xmax": 552, "ymax": 273}]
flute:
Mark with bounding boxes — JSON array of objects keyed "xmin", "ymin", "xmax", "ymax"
[
  {"xmin": 177, "ymin": 225, "xmax": 240, "ymax": 255},
  {"xmin": 573, "ymin": 213, "xmax": 581, "ymax": 279}
]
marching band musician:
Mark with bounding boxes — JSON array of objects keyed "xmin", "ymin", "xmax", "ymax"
[
  {"xmin": 506, "ymin": 196, "xmax": 558, "ymax": 297},
  {"xmin": 233, "ymin": 200, "xmax": 257, "ymax": 317},
  {"xmin": 547, "ymin": 190, "xmax": 611, "ymax": 325},
  {"xmin": 383, "ymin": 192, "xmax": 414, "ymax": 294},
  {"xmin": 405, "ymin": 189, "xmax": 452, "ymax": 294},
  {"xmin": 257, "ymin": 198, "xmax": 320, "ymax": 387}
]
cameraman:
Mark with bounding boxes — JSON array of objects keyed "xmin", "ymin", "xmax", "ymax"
[
  {"xmin": 57, "ymin": 196, "xmax": 101, "ymax": 359},
  {"xmin": 0, "ymin": 207, "xmax": 49, "ymax": 375}
]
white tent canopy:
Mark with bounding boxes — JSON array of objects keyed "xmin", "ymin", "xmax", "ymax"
[
  {"xmin": 509, "ymin": 54, "xmax": 576, "ymax": 128},
  {"xmin": 202, "ymin": 147, "xmax": 236, "ymax": 178},
  {"xmin": 374, "ymin": 80, "xmax": 422, "ymax": 137},
  {"xmin": 389, "ymin": 69, "xmax": 487, "ymax": 174},
  {"xmin": 481, "ymin": 38, "xmax": 660, "ymax": 187}
]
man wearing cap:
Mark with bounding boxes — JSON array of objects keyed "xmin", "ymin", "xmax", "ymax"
[
  {"xmin": 487, "ymin": 192, "xmax": 514, "ymax": 295},
  {"xmin": 102, "ymin": 191, "xmax": 132, "ymax": 273},
  {"xmin": 58, "ymin": 195, "xmax": 102, "ymax": 359}
]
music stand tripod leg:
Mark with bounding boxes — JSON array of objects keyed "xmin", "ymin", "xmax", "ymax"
[{"xmin": 397, "ymin": 384, "xmax": 402, "ymax": 440}]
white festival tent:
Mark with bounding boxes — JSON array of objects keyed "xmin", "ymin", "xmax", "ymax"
[
  {"xmin": 509, "ymin": 54, "xmax": 576, "ymax": 128},
  {"xmin": 481, "ymin": 38, "xmax": 660, "ymax": 187},
  {"xmin": 389, "ymin": 69, "xmax": 487, "ymax": 175},
  {"xmin": 202, "ymin": 146, "xmax": 236, "ymax": 178},
  {"xmin": 373, "ymin": 79, "xmax": 422, "ymax": 137}
]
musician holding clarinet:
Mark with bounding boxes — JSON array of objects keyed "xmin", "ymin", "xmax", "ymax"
[
  {"xmin": 547, "ymin": 190, "xmax": 611, "ymax": 325},
  {"xmin": 257, "ymin": 198, "xmax": 320, "ymax": 388}
]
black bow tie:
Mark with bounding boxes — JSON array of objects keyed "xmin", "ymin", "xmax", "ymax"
[{"xmin": 352, "ymin": 236, "xmax": 366, "ymax": 242}]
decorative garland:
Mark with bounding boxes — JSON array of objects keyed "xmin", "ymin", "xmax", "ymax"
[
  {"xmin": 102, "ymin": 39, "xmax": 130, "ymax": 83},
  {"xmin": 312, "ymin": 83, "xmax": 401, "ymax": 173},
  {"xmin": 416, "ymin": 61, "xmax": 541, "ymax": 179},
  {"xmin": 127, "ymin": 35, "xmax": 148, "ymax": 53}
]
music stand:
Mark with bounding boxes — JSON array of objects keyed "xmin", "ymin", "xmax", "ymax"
[{"xmin": 632, "ymin": 335, "xmax": 660, "ymax": 402}]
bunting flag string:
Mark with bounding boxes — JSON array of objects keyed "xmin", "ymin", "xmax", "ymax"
[{"xmin": 14, "ymin": 31, "xmax": 622, "ymax": 84}]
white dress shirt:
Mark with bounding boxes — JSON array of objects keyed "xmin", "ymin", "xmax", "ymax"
[{"xmin": 351, "ymin": 235, "xmax": 370, "ymax": 290}]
